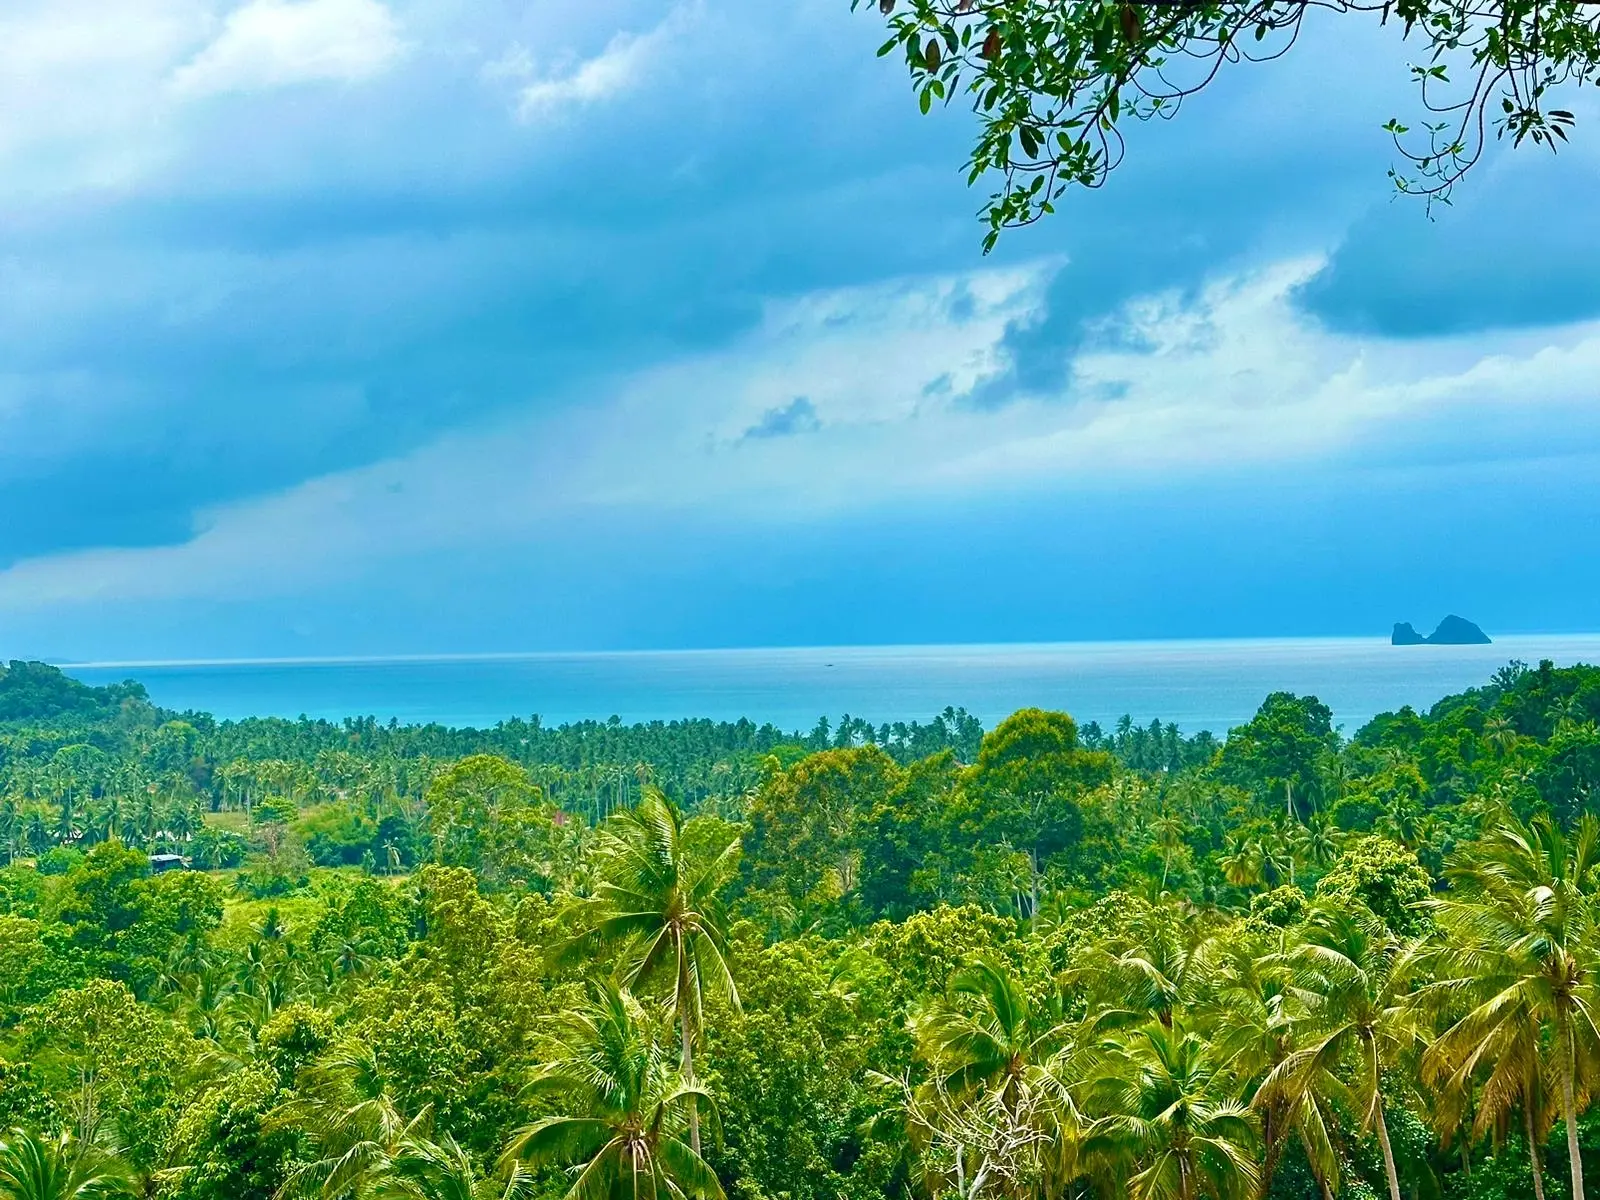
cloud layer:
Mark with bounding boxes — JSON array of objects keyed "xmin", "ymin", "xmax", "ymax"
[
  {"xmin": 5, "ymin": 253, "xmax": 1598, "ymax": 619},
  {"xmin": 2, "ymin": 0, "xmax": 1598, "ymax": 657},
  {"xmin": 172, "ymin": 0, "xmax": 404, "ymax": 96}
]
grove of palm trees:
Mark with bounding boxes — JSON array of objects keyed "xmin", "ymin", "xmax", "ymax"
[{"xmin": 3, "ymin": 657, "xmax": 1600, "ymax": 1200}]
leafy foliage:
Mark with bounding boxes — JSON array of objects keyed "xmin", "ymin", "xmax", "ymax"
[
  {"xmin": 5, "ymin": 662, "xmax": 1600, "ymax": 1200},
  {"xmin": 863, "ymin": 0, "xmax": 1600, "ymax": 248}
]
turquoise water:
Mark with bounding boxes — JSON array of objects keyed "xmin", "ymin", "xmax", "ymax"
[{"xmin": 61, "ymin": 635, "xmax": 1600, "ymax": 735}]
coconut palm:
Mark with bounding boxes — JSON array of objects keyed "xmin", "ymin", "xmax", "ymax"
[
  {"xmin": 911, "ymin": 959, "xmax": 1092, "ymax": 1198},
  {"xmin": 1258, "ymin": 900, "xmax": 1424, "ymax": 1200},
  {"xmin": 0, "ymin": 1128, "xmax": 132, "ymax": 1200},
  {"xmin": 165, "ymin": 801, "xmax": 200, "ymax": 843},
  {"xmin": 52, "ymin": 790, "xmax": 78, "ymax": 845},
  {"xmin": 99, "ymin": 788, "xmax": 125, "ymax": 845},
  {"xmin": 1258, "ymin": 832, "xmax": 1296, "ymax": 890},
  {"xmin": 23, "ymin": 810, "xmax": 50, "ymax": 858},
  {"xmin": 1151, "ymin": 813, "xmax": 1188, "ymax": 890},
  {"xmin": 499, "ymin": 982, "xmax": 721, "ymax": 1200},
  {"xmin": 1219, "ymin": 839, "xmax": 1264, "ymax": 892},
  {"xmin": 1317, "ymin": 751, "xmax": 1351, "ymax": 810},
  {"xmin": 1291, "ymin": 815, "xmax": 1341, "ymax": 876},
  {"xmin": 374, "ymin": 1132, "xmax": 534, "ymax": 1200},
  {"xmin": 1422, "ymin": 812, "xmax": 1600, "ymax": 1200},
  {"xmin": 564, "ymin": 789, "xmax": 739, "ymax": 1153},
  {"xmin": 330, "ymin": 936, "xmax": 376, "ymax": 980},
  {"xmin": 1065, "ymin": 906, "xmax": 1214, "ymax": 1031},
  {"xmin": 1377, "ymin": 793, "xmax": 1425, "ymax": 851},
  {"xmin": 269, "ymin": 1041, "xmax": 420, "ymax": 1199},
  {"xmin": 912, "ymin": 960, "xmax": 1067, "ymax": 1114},
  {"xmin": 1083, "ymin": 1021, "xmax": 1259, "ymax": 1200},
  {"xmin": 0, "ymin": 795, "xmax": 19, "ymax": 866},
  {"xmin": 1202, "ymin": 931, "xmax": 1339, "ymax": 1200},
  {"xmin": 1484, "ymin": 715, "xmax": 1520, "ymax": 758}
]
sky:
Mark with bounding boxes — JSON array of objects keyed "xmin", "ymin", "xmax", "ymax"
[{"xmin": 2, "ymin": 0, "xmax": 1599, "ymax": 660}]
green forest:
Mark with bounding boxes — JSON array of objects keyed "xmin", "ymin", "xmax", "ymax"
[{"xmin": 3, "ymin": 657, "xmax": 1600, "ymax": 1200}]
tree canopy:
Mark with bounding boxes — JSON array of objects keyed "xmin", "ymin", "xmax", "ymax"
[
  {"xmin": 863, "ymin": 0, "xmax": 1600, "ymax": 248},
  {"xmin": 4, "ymin": 660, "xmax": 1600, "ymax": 1199}
]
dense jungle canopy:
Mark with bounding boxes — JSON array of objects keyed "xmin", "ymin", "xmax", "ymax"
[{"xmin": 3, "ymin": 657, "xmax": 1600, "ymax": 1200}]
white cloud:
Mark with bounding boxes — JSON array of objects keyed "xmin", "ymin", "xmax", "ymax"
[
  {"xmin": 0, "ymin": 0, "xmax": 410, "ymax": 193},
  {"xmin": 0, "ymin": 0, "xmax": 204, "ymax": 193},
  {"xmin": 172, "ymin": 0, "xmax": 403, "ymax": 97},
  {"xmin": 510, "ymin": 12, "xmax": 683, "ymax": 119},
  {"xmin": 4, "ymin": 255, "xmax": 1600, "ymax": 613}
]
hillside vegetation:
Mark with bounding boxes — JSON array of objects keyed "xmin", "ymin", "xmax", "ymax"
[{"xmin": 2, "ymin": 658, "xmax": 1600, "ymax": 1200}]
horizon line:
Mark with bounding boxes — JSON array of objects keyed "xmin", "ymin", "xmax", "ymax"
[{"xmin": 49, "ymin": 630, "xmax": 1600, "ymax": 672}]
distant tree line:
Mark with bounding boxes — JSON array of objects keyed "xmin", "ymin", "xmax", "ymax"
[{"xmin": 3, "ymin": 657, "xmax": 1600, "ymax": 1199}]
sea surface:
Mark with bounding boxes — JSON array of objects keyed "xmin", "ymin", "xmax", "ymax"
[{"xmin": 60, "ymin": 635, "xmax": 1600, "ymax": 736}]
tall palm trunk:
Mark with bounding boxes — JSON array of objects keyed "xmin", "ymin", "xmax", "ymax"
[
  {"xmin": 1566, "ymin": 1019, "xmax": 1587, "ymax": 1200},
  {"xmin": 1526, "ymin": 1101, "xmax": 1548, "ymax": 1200},
  {"xmin": 680, "ymin": 1000, "xmax": 700, "ymax": 1154},
  {"xmin": 1360, "ymin": 1035, "xmax": 1403, "ymax": 1200},
  {"xmin": 1373, "ymin": 1102, "xmax": 1402, "ymax": 1200},
  {"xmin": 678, "ymin": 945, "xmax": 701, "ymax": 1155},
  {"xmin": 1257, "ymin": 1108, "xmax": 1283, "ymax": 1200}
]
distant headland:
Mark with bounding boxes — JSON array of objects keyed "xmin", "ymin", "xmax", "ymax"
[{"xmin": 1392, "ymin": 615, "xmax": 1492, "ymax": 645}]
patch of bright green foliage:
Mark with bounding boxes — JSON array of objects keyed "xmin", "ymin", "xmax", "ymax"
[{"xmin": 0, "ymin": 659, "xmax": 1598, "ymax": 1200}]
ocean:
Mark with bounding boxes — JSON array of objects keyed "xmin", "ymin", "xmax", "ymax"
[{"xmin": 59, "ymin": 634, "xmax": 1600, "ymax": 736}]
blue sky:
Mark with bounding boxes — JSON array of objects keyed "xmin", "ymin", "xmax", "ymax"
[{"xmin": 2, "ymin": 0, "xmax": 1599, "ymax": 660}]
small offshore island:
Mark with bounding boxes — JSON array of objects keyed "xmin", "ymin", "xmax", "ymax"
[{"xmin": 1392, "ymin": 614, "xmax": 1493, "ymax": 645}]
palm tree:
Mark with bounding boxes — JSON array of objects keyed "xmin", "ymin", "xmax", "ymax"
[
  {"xmin": 100, "ymin": 783, "xmax": 126, "ymax": 845},
  {"xmin": 0, "ymin": 795, "xmax": 19, "ymax": 866},
  {"xmin": 1376, "ymin": 792, "xmax": 1425, "ymax": 851},
  {"xmin": 166, "ymin": 801, "xmax": 200, "ymax": 844},
  {"xmin": 1066, "ymin": 906, "xmax": 1213, "ymax": 1031},
  {"xmin": 1423, "ymin": 1015, "xmax": 1550, "ymax": 1200},
  {"xmin": 1203, "ymin": 932, "xmax": 1339, "ymax": 1200},
  {"xmin": 1423, "ymin": 813, "xmax": 1600, "ymax": 1200},
  {"xmin": 132, "ymin": 788, "xmax": 158, "ymax": 850},
  {"xmin": 269, "ymin": 1041, "xmax": 419, "ymax": 1198},
  {"xmin": 1151, "ymin": 813, "xmax": 1188, "ymax": 890},
  {"xmin": 1219, "ymin": 839, "xmax": 1264, "ymax": 892},
  {"xmin": 499, "ymin": 982, "xmax": 722, "ymax": 1200},
  {"xmin": 23, "ymin": 810, "xmax": 50, "ymax": 858},
  {"xmin": 329, "ymin": 936, "xmax": 376, "ymax": 981},
  {"xmin": 1259, "ymin": 901, "xmax": 1424, "ymax": 1200},
  {"xmin": 375, "ymin": 1132, "xmax": 534, "ymax": 1200},
  {"xmin": 564, "ymin": 789, "xmax": 739, "ymax": 1154},
  {"xmin": 1317, "ymin": 751, "xmax": 1351, "ymax": 810},
  {"xmin": 1291, "ymin": 814, "xmax": 1340, "ymax": 876},
  {"xmin": 0, "ymin": 1128, "xmax": 132, "ymax": 1200},
  {"xmin": 1258, "ymin": 832, "xmax": 1296, "ymax": 889},
  {"xmin": 912, "ymin": 960, "xmax": 1067, "ymax": 1115},
  {"xmin": 53, "ymin": 791, "xmax": 78, "ymax": 846},
  {"xmin": 1548, "ymin": 695, "xmax": 1589, "ymax": 732},
  {"xmin": 1484, "ymin": 714, "xmax": 1519, "ymax": 758},
  {"xmin": 910, "ymin": 960, "xmax": 1086, "ymax": 1198},
  {"xmin": 1083, "ymin": 1022, "xmax": 1260, "ymax": 1200}
]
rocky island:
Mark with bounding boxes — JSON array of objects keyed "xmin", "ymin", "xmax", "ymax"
[{"xmin": 1392, "ymin": 615, "xmax": 1492, "ymax": 645}]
